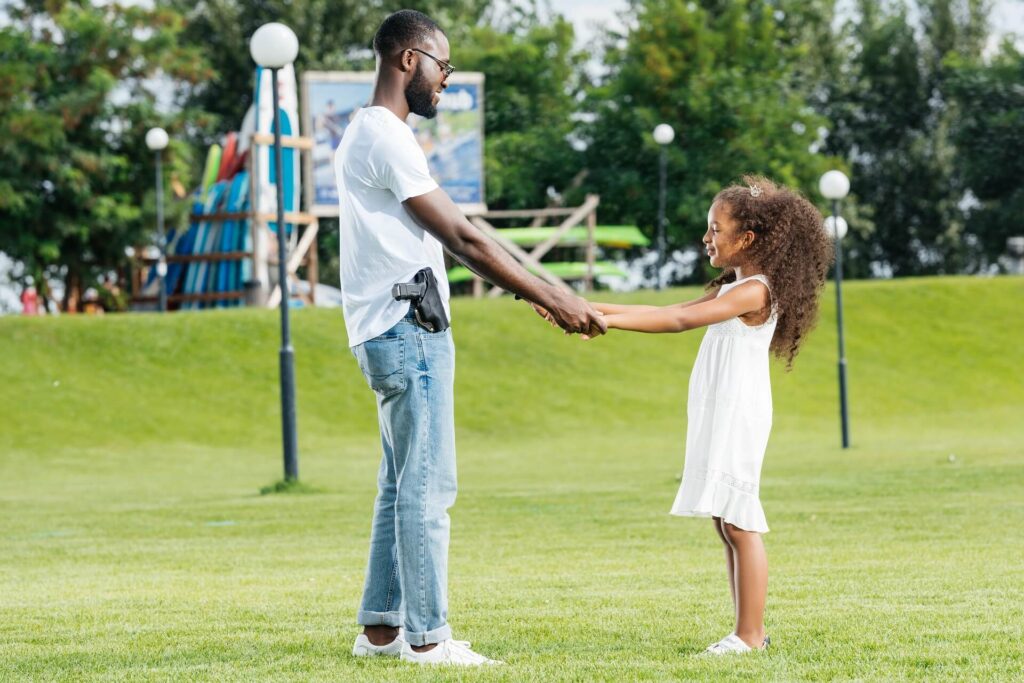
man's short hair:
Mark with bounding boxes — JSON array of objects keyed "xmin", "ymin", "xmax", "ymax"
[{"xmin": 372, "ymin": 10, "xmax": 444, "ymax": 57}]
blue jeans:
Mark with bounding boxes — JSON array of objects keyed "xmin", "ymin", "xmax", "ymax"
[{"xmin": 351, "ymin": 312, "xmax": 457, "ymax": 646}]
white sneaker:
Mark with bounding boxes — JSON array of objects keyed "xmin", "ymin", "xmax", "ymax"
[
  {"xmin": 703, "ymin": 633, "xmax": 769, "ymax": 655},
  {"xmin": 400, "ymin": 638, "xmax": 502, "ymax": 666},
  {"xmin": 352, "ymin": 629, "xmax": 405, "ymax": 657}
]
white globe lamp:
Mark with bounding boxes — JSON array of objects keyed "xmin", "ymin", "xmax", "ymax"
[
  {"xmin": 249, "ymin": 23, "xmax": 299, "ymax": 68},
  {"xmin": 824, "ymin": 216, "xmax": 849, "ymax": 240},
  {"xmin": 819, "ymin": 170, "xmax": 850, "ymax": 200},
  {"xmin": 653, "ymin": 123, "xmax": 675, "ymax": 146},
  {"xmin": 145, "ymin": 127, "xmax": 168, "ymax": 151}
]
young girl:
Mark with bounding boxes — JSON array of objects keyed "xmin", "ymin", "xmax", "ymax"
[{"xmin": 576, "ymin": 176, "xmax": 832, "ymax": 654}]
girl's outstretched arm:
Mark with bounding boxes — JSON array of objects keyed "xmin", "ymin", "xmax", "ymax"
[
  {"xmin": 597, "ymin": 281, "xmax": 769, "ymax": 335},
  {"xmin": 666, "ymin": 289, "xmax": 720, "ymax": 310},
  {"xmin": 590, "ymin": 289, "xmax": 719, "ymax": 316},
  {"xmin": 590, "ymin": 302, "xmax": 658, "ymax": 315}
]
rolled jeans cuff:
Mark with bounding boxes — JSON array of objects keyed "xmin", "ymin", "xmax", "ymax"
[
  {"xmin": 357, "ymin": 609, "xmax": 402, "ymax": 628},
  {"xmin": 402, "ymin": 622, "xmax": 452, "ymax": 647}
]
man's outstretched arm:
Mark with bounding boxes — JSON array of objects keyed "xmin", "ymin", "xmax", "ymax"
[{"xmin": 404, "ymin": 188, "xmax": 606, "ymax": 336}]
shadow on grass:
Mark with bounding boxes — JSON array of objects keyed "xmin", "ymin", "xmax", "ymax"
[{"xmin": 259, "ymin": 478, "xmax": 324, "ymax": 496}]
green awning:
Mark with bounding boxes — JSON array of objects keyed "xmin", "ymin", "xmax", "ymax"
[
  {"xmin": 491, "ymin": 225, "xmax": 649, "ymax": 249},
  {"xmin": 448, "ymin": 261, "xmax": 628, "ymax": 285}
]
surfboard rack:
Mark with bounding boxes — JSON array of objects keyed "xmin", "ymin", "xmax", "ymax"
[
  {"xmin": 130, "ymin": 133, "xmax": 321, "ymax": 310},
  {"xmin": 130, "ymin": 247, "xmax": 253, "ymax": 307},
  {"xmin": 248, "ymin": 133, "xmax": 320, "ymax": 309}
]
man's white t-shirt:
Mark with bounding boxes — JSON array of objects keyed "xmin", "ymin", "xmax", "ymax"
[{"xmin": 334, "ymin": 107, "xmax": 451, "ymax": 347}]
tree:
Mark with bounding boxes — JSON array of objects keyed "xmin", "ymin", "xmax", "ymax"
[
  {"xmin": 170, "ymin": 0, "xmax": 585, "ymax": 206},
  {"xmin": 168, "ymin": 1, "xmax": 556, "ymax": 289},
  {"xmin": 167, "ymin": 1, "xmax": 587, "ymax": 285},
  {"xmin": 164, "ymin": 0, "xmax": 492, "ymax": 141},
  {"xmin": 817, "ymin": 0, "xmax": 990, "ymax": 277},
  {"xmin": 0, "ymin": 1, "xmax": 208, "ymax": 310},
  {"xmin": 457, "ymin": 11, "xmax": 586, "ymax": 209},
  {"xmin": 945, "ymin": 43, "xmax": 1024, "ymax": 270},
  {"xmin": 581, "ymin": 0, "xmax": 838, "ymax": 282}
]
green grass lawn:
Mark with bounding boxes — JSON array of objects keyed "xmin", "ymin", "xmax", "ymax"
[{"xmin": 1, "ymin": 276, "xmax": 1022, "ymax": 681}]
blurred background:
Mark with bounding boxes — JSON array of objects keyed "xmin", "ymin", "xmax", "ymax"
[{"xmin": 1, "ymin": 0, "xmax": 1022, "ymax": 312}]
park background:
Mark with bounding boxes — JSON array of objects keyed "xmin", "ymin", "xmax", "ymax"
[
  {"xmin": 1, "ymin": 0, "xmax": 1023, "ymax": 680},
  {"xmin": 2, "ymin": 0, "xmax": 1024, "ymax": 304}
]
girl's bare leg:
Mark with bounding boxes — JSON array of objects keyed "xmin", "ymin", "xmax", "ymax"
[
  {"xmin": 722, "ymin": 522, "xmax": 767, "ymax": 648},
  {"xmin": 712, "ymin": 517, "xmax": 736, "ymax": 614}
]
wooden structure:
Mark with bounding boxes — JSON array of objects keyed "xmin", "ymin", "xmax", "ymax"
[
  {"xmin": 465, "ymin": 194, "xmax": 602, "ymax": 298},
  {"xmin": 131, "ymin": 133, "xmax": 320, "ymax": 309}
]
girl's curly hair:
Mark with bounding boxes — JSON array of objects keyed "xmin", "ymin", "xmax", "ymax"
[{"xmin": 708, "ymin": 175, "xmax": 833, "ymax": 369}]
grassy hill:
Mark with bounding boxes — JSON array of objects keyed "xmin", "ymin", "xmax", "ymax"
[{"xmin": 1, "ymin": 276, "xmax": 1022, "ymax": 680}]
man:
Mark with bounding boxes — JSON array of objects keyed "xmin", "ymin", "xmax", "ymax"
[{"xmin": 336, "ymin": 9, "xmax": 605, "ymax": 667}]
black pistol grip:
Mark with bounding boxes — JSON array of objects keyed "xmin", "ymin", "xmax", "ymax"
[{"xmin": 392, "ymin": 282, "xmax": 426, "ymax": 301}]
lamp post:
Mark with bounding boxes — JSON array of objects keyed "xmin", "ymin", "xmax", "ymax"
[
  {"xmin": 251, "ymin": 22, "xmax": 300, "ymax": 482},
  {"xmin": 820, "ymin": 170, "xmax": 851, "ymax": 449},
  {"xmin": 145, "ymin": 127, "xmax": 169, "ymax": 312},
  {"xmin": 653, "ymin": 123, "xmax": 675, "ymax": 290}
]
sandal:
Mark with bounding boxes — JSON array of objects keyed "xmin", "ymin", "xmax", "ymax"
[{"xmin": 703, "ymin": 633, "xmax": 771, "ymax": 655}]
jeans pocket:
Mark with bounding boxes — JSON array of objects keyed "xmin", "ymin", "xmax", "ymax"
[{"xmin": 357, "ymin": 336, "xmax": 407, "ymax": 398}]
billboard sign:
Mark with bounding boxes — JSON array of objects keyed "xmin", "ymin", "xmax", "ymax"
[{"xmin": 301, "ymin": 71, "xmax": 486, "ymax": 216}]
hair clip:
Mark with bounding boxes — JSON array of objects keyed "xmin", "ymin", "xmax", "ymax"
[{"xmin": 749, "ymin": 185, "xmax": 763, "ymax": 198}]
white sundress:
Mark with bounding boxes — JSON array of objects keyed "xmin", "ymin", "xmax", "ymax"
[{"xmin": 670, "ymin": 274, "xmax": 776, "ymax": 533}]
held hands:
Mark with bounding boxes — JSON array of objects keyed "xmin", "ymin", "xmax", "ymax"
[{"xmin": 530, "ymin": 292, "xmax": 606, "ymax": 340}]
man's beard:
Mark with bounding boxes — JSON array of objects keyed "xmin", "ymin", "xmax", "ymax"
[{"xmin": 404, "ymin": 65, "xmax": 438, "ymax": 119}]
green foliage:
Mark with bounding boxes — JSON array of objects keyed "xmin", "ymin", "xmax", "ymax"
[
  {"xmin": 945, "ymin": 43, "xmax": 1024, "ymax": 268},
  {"xmin": 818, "ymin": 0, "xmax": 991, "ymax": 277},
  {"xmin": 0, "ymin": 0, "xmax": 209, "ymax": 307},
  {"xmin": 164, "ymin": 0, "xmax": 492, "ymax": 140},
  {"xmin": 1, "ymin": 0, "xmax": 1018, "ymax": 297},
  {"xmin": 580, "ymin": 0, "xmax": 839, "ymax": 280},
  {"xmin": 458, "ymin": 13, "xmax": 586, "ymax": 209},
  {"xmin": 169, "ymin": 3, "xmax": 585, "ymax": 206}
]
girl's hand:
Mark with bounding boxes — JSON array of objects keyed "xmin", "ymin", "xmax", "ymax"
[
  {"xmin": 531, "ymin": 302, "xmax": 558, "ymax": 328},
  {"xmin": 580, "ymin": 312, "xmax": 607, "ymax": 340}
]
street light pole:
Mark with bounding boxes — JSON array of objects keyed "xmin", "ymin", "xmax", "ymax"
[
  {"xmin": 145, "ymin": 127, "xmax": 169, "ymax": 312},
  {"xmin": 270, "ymin": 67, "xmax": 298, "ymax": 481},
  {"xmin": 155, "ymin": 151, "xmax": 166, "ymax": 313},
  {"xmin": 652, "ymin": 123, "xmax": 675, "ymax": 291},
  {"xmin": 251, "ymin": 23, "xmax": 300, "ymax": 481},
  {"xmin": 831, "ymin": 198, "xmax": 850, "ymax": 449},
  {"xmin": 820, "ymin": 170, "xmax": 852, "ymax": 449},
  {"xmin": 657, "ymin": 147, "xmax": 667, "ymax": 290}
]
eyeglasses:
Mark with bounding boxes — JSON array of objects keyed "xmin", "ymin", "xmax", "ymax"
[{"xmin": 409, "ymin": 48, "xmax": 455, "ymax": 79}]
